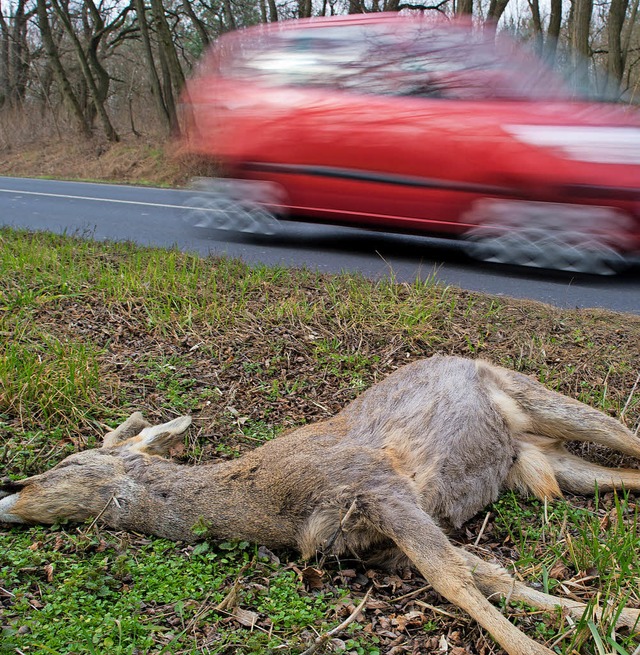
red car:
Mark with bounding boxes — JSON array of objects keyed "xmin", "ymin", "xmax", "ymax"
[{"xmin": 179, "ymin": 13, "xmax": 640, "ymax": 274}]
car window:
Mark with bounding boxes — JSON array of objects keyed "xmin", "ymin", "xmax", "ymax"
[{"xmin": 222, "ymin": 21, "xmax": 572, "ymax": 101}]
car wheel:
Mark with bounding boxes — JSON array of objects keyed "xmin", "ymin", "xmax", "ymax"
[
  {"xmin": 462, "ymin": 200, "xmax": 631, "ymax": 275},
  {"xmin": 183, "ymin": 194, "xmax": 281, "ymax": 235},
  {"xmin": 183, "ymin": 194, "xmax": 239, "ymax": 230},
  {"xmin": 238, "ymin": 206, "xmax": 281, "ymax": 236},
  {"xmin": 184, "ymin": 178, "xmax": 283, "ymax": 235},
  {"xmin": 464, "ymin": 227, "xmax": 627, "ymax": 275}
]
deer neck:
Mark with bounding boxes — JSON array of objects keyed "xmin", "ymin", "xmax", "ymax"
[{"xmin": 106, "ymin": 453, "xmax": 300, "ymax": 547}]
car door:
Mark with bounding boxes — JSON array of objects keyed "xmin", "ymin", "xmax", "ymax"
[{"xmin": 257, "ymin": 20, "xmax": 511, "ymax": 235}]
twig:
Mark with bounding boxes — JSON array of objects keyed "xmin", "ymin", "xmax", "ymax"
[
  {"xmin": 320, "ymin": 499, "xmax": 359, "ymax": 564},
  {"xmin": 473, "ymin": 511, "xmax": 491, "ymax": 546},
  {"xmin": 413, "ymin": 599, "xmax": 461, "ymax": 620},
  {"xmin": 503, "ymin": 577, "xmax": 516, "ymax": 613},
  {"xmin": 84, "ymin": 492, "xmax": 118, "ymax": 534},
  {"xmin": 299, "ymin": 587, "xmax": 372, "ymax": 655},
  {"xmin": 1, "ymin": 586, "xmax": 41, "ymax": 612},
  {"xmin": 390, "ymin": 584, "xmax": 432, "ymax": 603},
  {"xmin": 620, "ymin": 372, "xmax": 640, "ymax": 420},
  {"xmin": 213, "ymin": 560, "xmax": 253, "ymax": 612}
]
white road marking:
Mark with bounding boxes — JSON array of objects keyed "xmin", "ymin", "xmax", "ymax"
[{"xmin": 0, "ymin": 187, "xmax": 191, "ymax": 210}]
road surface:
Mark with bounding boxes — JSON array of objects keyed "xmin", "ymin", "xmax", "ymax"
[{"xmin": 0, "ymin": 176, "xmax": 638, "ymax": 314}]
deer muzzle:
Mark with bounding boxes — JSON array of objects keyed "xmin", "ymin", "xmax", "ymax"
[{"xmin": 0, "ymin": 493, "xmax": 25, "ymax": 523}]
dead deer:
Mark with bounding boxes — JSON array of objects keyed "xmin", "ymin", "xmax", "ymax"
[{"xmin": 2, "ymin": 355, "xmax": 640, "ymax": 655}]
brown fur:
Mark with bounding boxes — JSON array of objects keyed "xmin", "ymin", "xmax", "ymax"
[{"xmin": 2, "ymin": 355, "xmax": 640, "ymax": 655}]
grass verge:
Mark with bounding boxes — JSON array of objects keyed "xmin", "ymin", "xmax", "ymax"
[{"xmin": 1, "ymin": 227, "xmax": 639, "ymax": 654}]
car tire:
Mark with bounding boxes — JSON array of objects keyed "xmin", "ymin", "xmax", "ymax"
[{"xmin": 462, "ymin": 200, "xmax": 631, "ymax": 275}]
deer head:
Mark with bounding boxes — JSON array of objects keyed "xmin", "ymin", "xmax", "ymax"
[{"xmin": 0, "ymin": 413, "xmax": 192, "ymax": 525}]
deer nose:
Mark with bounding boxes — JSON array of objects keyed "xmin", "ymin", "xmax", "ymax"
[{"xmin": 0, "ymin": 493, "xmax": 25, "ymax": 523}]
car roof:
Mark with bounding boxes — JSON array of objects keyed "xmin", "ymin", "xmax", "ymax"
[{"xmin": 233, "ymin": 11, "xmax": 474, "ymax": 35}]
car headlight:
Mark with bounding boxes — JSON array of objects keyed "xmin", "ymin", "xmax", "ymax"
[{"xmin": 505, "ymin": 125, "xmax": 640, "ymax": 165}]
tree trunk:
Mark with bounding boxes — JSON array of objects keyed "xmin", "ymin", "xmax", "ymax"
[
  {"xmin": 456, "ymin": 0, "xmax": 473, "ymax": 15},
  {"xmin": 298, "ymin": 0, "xmax": 312, "ymax": 18},
  {"xmin": 622, "ymin": 0, "xmax": 639, "ymax": 71},
  {"xmin": 546, "ymin": 0, "xmax": 562, "ymax": 58},
  {"xmin": 608, "ymin": 0, "xmax": 630, "ymax": 81},
  {"xmin": 132, "ymin": 0, "xmax": 171, "ymax": 131},
  {"xmin": 13, "ymin": 8, "xmax": 31, "ymax": 105},
  {"xmin": 149, "ymin": 0, "xmax": 184, "ymax": 88},
  {"xmin": 149, "ymin": 0, "xmax": 184, "ymax": 133},
  {"xmin": 0, "ymin": 6, "xmax": 9, "ymax": 107},
  {"xmin": 0, "ymin": 0, "xmax": 33, "ymax": 108},
  {"xmin": 50, "ymin": 0, "xmax": 119, "ymax": 141},
  {"xmin": 157, "ymin": 34, "xmax": 178, "ymax": 132},
  {"xmin": 221, "ymin": 0, "xmax": 236, "ymax": 30},
  {"xmin": 571, "ymin": 0, "xmax": 593, "ymax": 60},
  {"xmin": 181, "ymin": 0, "xmax": 210, "ymax": 50},
  {"xmin": 84, "ymin": 0, "xmax": 111, "ymax": 111},
  {"xmin": 36, "ymin": 0, "xmax": 92, "ymax": 137},
  {"xmin": 267, "ymin": 0, "xmax": 278, "ymax": 21},
  {"xmin": 528, "ymin": 0, "xmax": 543, "ymax": 51},
  {"xmin": 487, "ymin": 0, "xmax": 510, "ymax": 22}
]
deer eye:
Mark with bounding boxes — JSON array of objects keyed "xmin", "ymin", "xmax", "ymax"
[{"xmin": 0, "ymin": 480, "xmax": 25, "ymax": 493}]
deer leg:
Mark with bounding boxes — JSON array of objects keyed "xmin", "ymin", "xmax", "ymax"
[
  {"xmin": 363, "ymin": 494, "xmax": 555, "ymax": 655},
  {"xmin": 501, "ymin": 370, "xmax": 640, "ymax": 458},
  {"xmin": 547, "ymin": 448, "xmax": 640, "ymax": 494},
  {"xmin": 460, "ymin": 548, "xmax": 640, "ymax": 633}
]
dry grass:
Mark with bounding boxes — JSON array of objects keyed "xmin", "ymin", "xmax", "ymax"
[{"xmin": 0, "ymin": 136, "xmax": 190, "ymax": 187}]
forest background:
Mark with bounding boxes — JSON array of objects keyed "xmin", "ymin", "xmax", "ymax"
[{"xmin": 0, "ymin": 0, "xmax": 639, "ymax": 176}]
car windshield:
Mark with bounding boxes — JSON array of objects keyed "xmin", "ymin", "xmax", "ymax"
[{"xmin": 223, "ymin": 20, "xmax": 615, "ymax": 102}]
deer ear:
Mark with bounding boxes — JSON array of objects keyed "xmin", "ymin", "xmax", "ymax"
[
  {"xmin": 103, "ymin": 412, "xmax": 152, "ymax": 447},
  {"xmin": 130, "ymin": 416, "xmax": 192, "ymax": 456}
]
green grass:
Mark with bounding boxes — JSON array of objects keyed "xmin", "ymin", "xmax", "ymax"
[
  {"xmin": 1, "ymin": 227, "xmax": 639, "ymax": 654},
  {"xmin": 0, "ymin": 529, "xmax": 352, "ymax": 654},
  {"xmin": 492, "ymin": 492, "xmax": 640, "ymax": 652}
]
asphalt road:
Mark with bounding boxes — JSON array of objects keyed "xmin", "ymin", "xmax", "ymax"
[{"xmin": 0, "ymin": 176, "xmax": 638, "ymax": 314}]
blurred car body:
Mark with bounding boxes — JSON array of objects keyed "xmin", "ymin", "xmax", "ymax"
[{"xmin": 179, "ymin": 13, "xmax": 640, "ymax": 274}]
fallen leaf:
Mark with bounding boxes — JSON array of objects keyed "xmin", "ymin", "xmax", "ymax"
[
  {"xmin": 233, "ymin": 607, "xmax": 259, "ymax": 628},
  {"xmin": 301, "ymin": 566, "xmax": 324, "ymax": 590},
  {"xmin": 549, "ymin": 561, "xmax": 571, "ymax": 581},
  {"xmin": 392, "ymin": 610, "xmax": 424, "ymax": 630},
  {"xmin": 257, "ymin": 545, "xmax": 280, "ymax": 565}
]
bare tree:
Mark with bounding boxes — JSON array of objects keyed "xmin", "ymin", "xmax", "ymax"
[
  {"xmin": 487, "ymin": 0, "xmax": 510, "ymax": 22},
  {"xmin": 35, "ymin": 0, "xmax": 92, "ymax": 135},
  {"xmin": 608, "ymin": 0, "xmax": 630, "ymax": 81},
  {"xmin": 180, "ymin": 0, "xmax": 210, "ymax": 48},
  {"xmin": 149, "ymin": 0, "xmax": 185, "ymax": 131},
  {"xmin": 132, "ymin": 0, "xmax": 172, "ymax": 130},
  {"xmin": 298, "ymin": 0, "xmax": 311, "ymax": 18},
  {"xmin": 525, "ymin": 0, "xmax": 544, "ymax": 52},
  {"xmin": 571, "ymin": 0, "xmax": 593, "ymax": 59},
  {"xmin": 49, "ymin": 0, "xmax": 121, "ymax": 140},
  {"xmin": 546, "ymin": 0, "xmax": 562, "ymax": 57},
  {"xmin": 267, "ymin": 0, "xmax": 278, "ymax": 21},
  {"xmin": 0, "ymin": 0, "xmax": 35, "ymax": 107}
]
